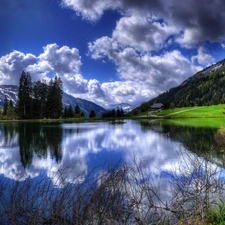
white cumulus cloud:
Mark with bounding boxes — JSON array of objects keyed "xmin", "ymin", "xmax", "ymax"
[
  {"xmin": 89, "ymin": 36, "xmax": 201, "ymax": 95},
  {"xmin": 112, "ymin": 15, "xmax": 178, "ymax": 52},
  {"xmin": 191, "ymin": 46, "xmax": 214, "ymax": 65},
  {"xmin": 0, "ymin": 51, "xmax": 37, "ymax": 85},
  {"xmin": 58, "ymin": 0, "xmax": 225, "ymax": 108},
  {"xmin": 61, "ymin": 0, "xmax": 118, "ymax": 21}
]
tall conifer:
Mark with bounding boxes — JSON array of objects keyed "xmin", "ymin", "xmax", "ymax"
[
  {"xmin": 46, "ymin": 76, "xmax": 63, "ymax": 118},
  {"xmin": 75, "ymin": 103, "xmax": 81, "ymax": 115},
  {"xmin": 2, "ymin": 95, "xmax": 8, "ymax": 115},
  {"xmin": 17, "ymin": 71, "xmax": 33, "ymax": 119},
  {"xmin": 33, "ymin": 80, "xmax": 48, "ymax": 119}
]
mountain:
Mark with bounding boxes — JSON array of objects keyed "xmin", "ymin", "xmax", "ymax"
[
  {"xmin": 63, "ymin": 92, "xmax": 106, "ymax": 118},
  {"xmin": 0, "ymin": 85, "xmax": 18, "ymax": 106},
  {"xmin": 147, "ymin": 58, "xmax": 225, "ymax": 108},
  {"xmin": 0, "ymin": 85, "xmax": 106, "ymax": 118},
  {"xmin": 108, "ymin": 103, "xmax": 134, "ymax": 114}
]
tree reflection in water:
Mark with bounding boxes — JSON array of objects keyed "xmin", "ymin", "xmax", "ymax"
[
  {"xmin": 0, "ymin": 121, "xmax": 224, "ymax": 223},
  {"xmin": 0, "ymin": 123, "xmax": 64, "ymax": 168}
]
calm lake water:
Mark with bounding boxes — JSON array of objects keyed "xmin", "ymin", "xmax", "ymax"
[
  {"xmin": 1, "ymin": 119, "xmax": 225, "ymax": 223},
  {"xmin": 1, "ymin": 119, "xmax": 224, "ymax": 187}
]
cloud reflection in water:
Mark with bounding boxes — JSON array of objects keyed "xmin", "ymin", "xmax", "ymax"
[{"xmin": 0, "ymin": 120, "xmax": 211, "ymax": 188}]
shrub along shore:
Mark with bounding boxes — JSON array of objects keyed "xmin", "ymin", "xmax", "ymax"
[{"xmin": 0, "ymin": 150, "xmax": 224, "ymax": 224}]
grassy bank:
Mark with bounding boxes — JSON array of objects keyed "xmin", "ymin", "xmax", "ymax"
[
  {"xmin": 159, "ymin": 118, "xmax": 225, "ymax": 129},
  {"xmin": 155, "ymin": 105, "xmax": 225, "ymax": 118},
  {"xmin": 133, "ymin": 104, "xmax": 225, "ymax": 128},
  {"xmin": 134, "ymin": 104, "xmax": 225, "ymax": 119}
]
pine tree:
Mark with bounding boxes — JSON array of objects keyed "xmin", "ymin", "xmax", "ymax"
[
  {"xmin": 75, "ymin": 103, "xmax": 81, "ymax": 115},
  {"xmin": 7, "ymin": 100, "xmax": 16, "ymax": 120},
  {"xmin": 63, "ymin": 106, "xmax": 68, "ymax": 118},
  {"xmin": 74, "ymin": 103, "xmax": 81, "ymax": 117},
  {"xmin": 116, "ymin": 108, "xmax": 121, "ymax": 117},
  {"xmin": 17, "ymin": 71, "xmax": 33, "ymax": 119},
  {"xmin": 111, "ymin": 109, "xmax": 116, "ymax": 117},
  {"xmin": 67, "ymin": 104, "xmax": 74, "ymax": 118},
  {"xmin": 46, "ymin": 76, "xmax": 63, "ymax": 118},
  {"xmin": 33, "ymin": 80, "xmax": 48, "ymax": 119},
  {"xmin": 89, "ymin": 109, "xmax": 96, "ymax": 118},
  {"xmin": 2, "ymin": 95, "xmax": 8, "ymax": 115},
  {"xmin": 80, "ymin": 111, "xmax": 85, "ymax": 117}
]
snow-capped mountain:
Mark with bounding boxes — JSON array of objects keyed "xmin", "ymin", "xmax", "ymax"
[
  {"xmin": 0, "ymin": 85, "xmax": 107, "ymax": 118},
  {"xmin": 108, "ymin": 103, "xmax": 134, "ymax": 114},
  {"xmin": 0, "ymin": 85, "xmax": 18, "ymax": 106}
]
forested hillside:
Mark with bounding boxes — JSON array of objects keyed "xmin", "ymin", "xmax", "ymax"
[
  {"xmin": 130, "ymin": 58, "xmax": 225, "ymax": 115},
  {"xmin": 130, "ymin": 58, "xmax": 225, "ymax": 114},
  {"xmin": 149, "ymin": 59, "xmax": 225, "ymax": 108}
]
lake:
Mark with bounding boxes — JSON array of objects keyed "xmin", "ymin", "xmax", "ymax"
[
  {"xmin": 0, "ymin": 120, "xmax": 223, "ymax": 182},
  {"xmin": 0, "ymin": 119, "xmax": 225, "ymax": 224}
]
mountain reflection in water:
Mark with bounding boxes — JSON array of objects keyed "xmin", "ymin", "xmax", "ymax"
[{"xmin": 0, "ymin": 120, "xmax": 224, "ymax": 187}]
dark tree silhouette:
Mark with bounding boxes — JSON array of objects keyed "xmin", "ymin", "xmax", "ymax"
[
  {"xmin": 75, "ymin": 103, "xmax": 81, "ymax": 115},
  {"xmin": 89, "ymin": 109, "xmax": 96, "ymax": 118},
  {"xmin": 46, "ymin": 76, "xmax": 63, "ymax": 119},
  {"xmin": 63, "ymin": 106, "xmax": 68, "ymax": 118},
  {"xmin": 17, "ymin": 71, "xmax": 33, "ymax": 119},
  {"xmin": 67, "ymin": 104, "xmax": 74, "ymax": 118},
  {"xmin": 2, "ymin": 95, "xmax": 8, "ymax": 115},
  {"xmin": 33, "ymin": 80, "xmax": 48, "ymax": 119}
]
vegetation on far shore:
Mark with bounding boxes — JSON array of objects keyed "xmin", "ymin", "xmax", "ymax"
[
  {"xmin": 1, "ymin": 71, "xmax": 101, "ymax": 121},
  {"xmin": 2, "ymin": 104, "xmax": 225, "ymax": 125},
  {"xmin": 133, "ymin": 104, "xmax": 225, "ymax": 118},
  {"xmin": 129, "ymin": 104, "xmax": 225, "ymax": 128},
  {"xmin": 157, "ymin": 105, "xmax": 225, "ymax": 118}
]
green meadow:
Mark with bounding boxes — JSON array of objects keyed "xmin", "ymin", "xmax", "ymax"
[
  {"xmin": 158, "ymin": 105, "xmax": 225, "ymax": 118},
  {"xmin": 159, "ymin": 118, "xmax": 225, "ymax": 129},
  {"xmin": 146, "ymin": 104, "xmax": 225, "ymax": 129}
]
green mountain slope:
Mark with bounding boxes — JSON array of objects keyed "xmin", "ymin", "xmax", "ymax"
[{"xmin": 149, "ymin": 58, "xmax": 225, "ymax": 108}]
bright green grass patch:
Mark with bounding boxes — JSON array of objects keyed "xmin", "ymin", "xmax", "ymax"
[
  {"xmin": 137, "ymin": 111, "xmax": 149, "ymax": 116},
  {"xmin": 156, "ymin": 107, "xmax": 193, "ymax": 116},
  {"xmin": 160, "ymin": 118, "xmax": 225, "ymax": 129},
  {"xmin": 207, "ymin": 200, "xmax": 225, "ymax": 225},
  {"xmin": 158, "ymin": 105, "xmax": 225, "ymax": 118}
]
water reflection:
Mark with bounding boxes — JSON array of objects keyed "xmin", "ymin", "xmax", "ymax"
[
  {"xmin": 17, "ymin": 123, "xmax": 63, "ymax": 167},
  {"xmin": 0, "ymin": 120, "xmax": 223, "ymax": 186}
]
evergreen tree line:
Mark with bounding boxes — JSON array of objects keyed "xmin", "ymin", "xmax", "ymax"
[
  {"xmin": 2, "ymin": 71, "xmax": 97, "ymax": 120},
  {"xmin": 63, "ymin": 103, "xmax": 85, "ymax": 118},
  {"xmin": 102, "ymin": 108, "xmax": 125, "ymax": 118},
  {"xmin": 63, "ymin": 104, "xmax": 97, "ymax": 119},
  {"xmin": 2, "ymin": 71, "xmax": 64, "ymax": 119},
  {"xmin": 148, "ymin": 70, "xmax": 225, "ymax": 109},
  {"xmin": 15, "ymin": 71, "xmax": 63, "ymax": 119}
]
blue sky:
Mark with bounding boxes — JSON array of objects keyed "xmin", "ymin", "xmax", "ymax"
[{"xmin": 1, "ymin": 0, "xmax": 225, "ymax": 108}]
